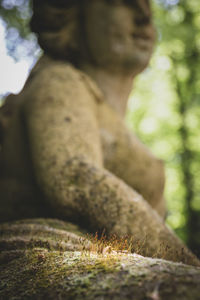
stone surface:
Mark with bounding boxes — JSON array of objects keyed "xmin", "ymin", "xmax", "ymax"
[{"xmin": 1, "ymin": 219, "xmax": 200, "ymax": 300}]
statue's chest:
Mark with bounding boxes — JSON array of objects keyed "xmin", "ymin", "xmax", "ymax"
[
  {"xmin": 100, "ymin": 126, "xmax": 117, "ymax": 165},
  {"xmin": 97, "ymin": 103, "xmax": 132, "ymax": 173}
]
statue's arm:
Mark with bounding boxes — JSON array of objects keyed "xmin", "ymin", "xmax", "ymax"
[{"xmin": 22, "ymin": 64, "xmax": 199, "ymax": 266}]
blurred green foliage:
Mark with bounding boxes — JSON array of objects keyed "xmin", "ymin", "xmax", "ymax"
[
  {"xmin": 0, "ymin": 0, "xmax": 199, "ymax": 256},
  {"xmin": 0, "ymin": 0, "xmax": 39, "ymax": 60},
  {"xmin": 127, "ymin": 0, "xmax": 200, "ymax": 255}
]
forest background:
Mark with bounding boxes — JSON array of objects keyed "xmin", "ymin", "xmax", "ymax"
[{"xmin": 0, "ymin": 0, "xmax": 199, "ymax": 257}]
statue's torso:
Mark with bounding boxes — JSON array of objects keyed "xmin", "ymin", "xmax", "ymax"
[
  {"xmin": 0, "ymin": 59, "xmax": 132, "ymax": 184},
  {"xmin": 0, "ymin": 58, "xmax": 165, "ymax": 222}
]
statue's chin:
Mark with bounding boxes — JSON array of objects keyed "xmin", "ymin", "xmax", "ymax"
[
  {"xmin": 111, "ymin": 52, "xmax": 152, "ymax": 75},
  {"xmin": 82, "ymin": 40, "xmax": 153, "ymax": 75}
]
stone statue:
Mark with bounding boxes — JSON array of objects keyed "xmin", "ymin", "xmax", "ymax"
[{"xmin": 0, "ymin": 0, "xmax": 199, "ymax": 266}]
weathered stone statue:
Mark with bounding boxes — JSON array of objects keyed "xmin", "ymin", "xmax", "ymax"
[{"xmin": 0, "ymin": 0, "xmax": 199, "ymax": 270}]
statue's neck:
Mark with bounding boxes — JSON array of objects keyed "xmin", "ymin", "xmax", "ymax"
[{"xmin": 79, "ymin": 63, "xmax": 136, "ymax": 117}]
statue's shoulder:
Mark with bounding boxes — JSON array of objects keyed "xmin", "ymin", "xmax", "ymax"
[
  {"xmin": 27, "ymin": 55, "xmax": 81, "ymax": 85},
  {"xmin": 26, "ymin": 55, "xmax": 104, "ymax": 103}
]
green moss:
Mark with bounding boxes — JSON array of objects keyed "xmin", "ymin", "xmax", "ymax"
[
  {"xmin": 0, "ymin": 249, "xmax": 124, "ymax": 299},
  {"xmin": 1, "ymin": 220, "xmax": 200, "ymax": 300},
  {"xmin": 1, "ymin": 249, "xmax": 200, "ymax": 300}
]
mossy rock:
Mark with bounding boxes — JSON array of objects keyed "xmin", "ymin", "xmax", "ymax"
[{"xmin": 0, "ymin": 219, "xmax": 200, "ymax": 300}]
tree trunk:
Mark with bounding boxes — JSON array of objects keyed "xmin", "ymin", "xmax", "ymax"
[{"xmin": 1, "ymin": 219, "xmax": 200, "ymax": 300}]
